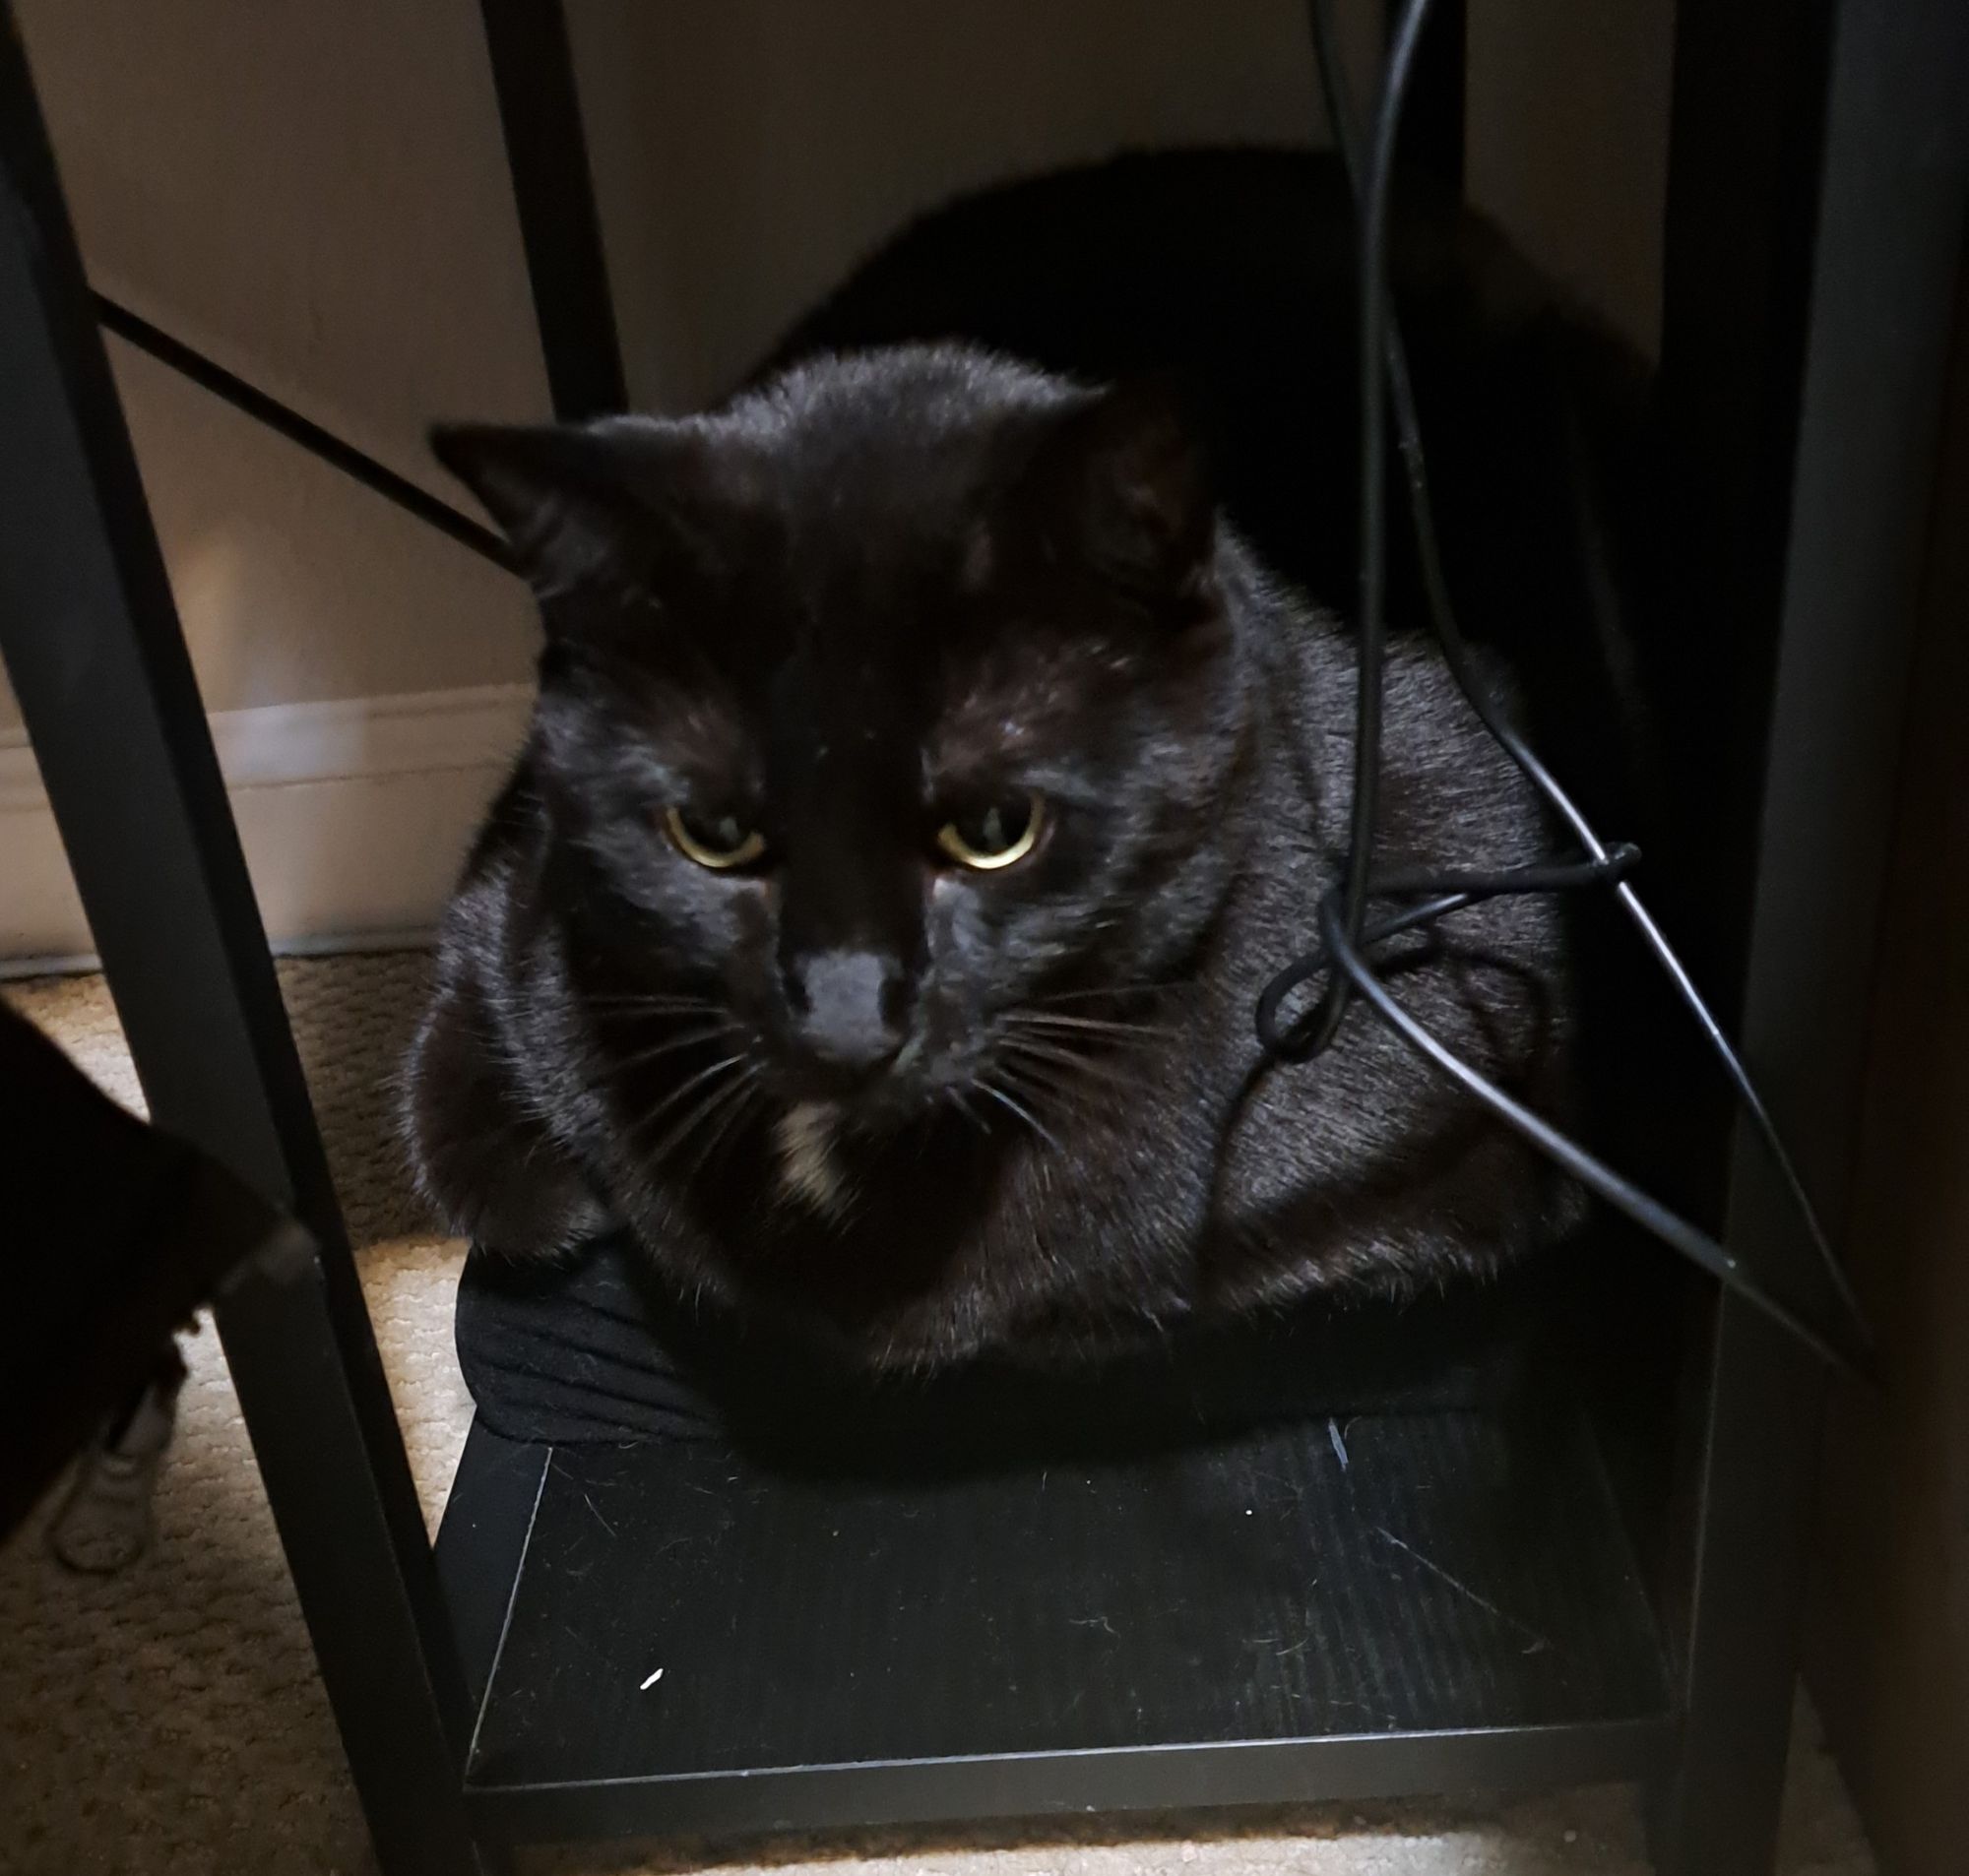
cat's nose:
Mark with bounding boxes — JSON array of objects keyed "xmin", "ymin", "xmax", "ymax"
[{"xmin": 783, "ymin": 949, "xmax": 907, "ymax": 1079}]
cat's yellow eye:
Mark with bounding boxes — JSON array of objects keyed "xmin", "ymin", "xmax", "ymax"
[
  {"xmin": 665, "ymin": 805, "xmax": 767, "ymax": 870},
  {"xmin": 936, "ymin": 793, "xmax": 1045, "ymax": 871}
]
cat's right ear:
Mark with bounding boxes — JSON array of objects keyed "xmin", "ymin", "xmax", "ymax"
[
  {"xmin": 430, "ymin": 421, "xmax": 657, "ymax": 614},
  {"xmin": 1018, "ymin": 377, "xmax": 1217, "ymax": 624}
]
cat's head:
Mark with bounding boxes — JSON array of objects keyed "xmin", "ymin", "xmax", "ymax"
[{"xmin": 434, "ymin": 345, "xmax": 1251, "ymax": 1143}]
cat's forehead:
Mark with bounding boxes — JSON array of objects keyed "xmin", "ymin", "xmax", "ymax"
[
  {"xmin": 737, "ymin": 346, "xmax": 1070, "ymax": 459},
  {"xmin": 710, "ymin": 350, "xmax": 1067, "ymax": 537},
  {"xmin": 689, "ymin": 542, "xmax": 1074, "ymax": 787},
  {"xmin": 687, "ymin": 352, "xmax": 1072, "ymax": 698}
]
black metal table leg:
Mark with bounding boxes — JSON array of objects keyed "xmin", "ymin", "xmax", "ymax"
[
  {"xmin": 0, "ymin": 13, "xmax": 485, "ymax": 1873},
  {"xmin": 479, "ymin": 0, "xmax": 627, "ymax": 420},
  {"xmin": 1651, "ymin": 1, "xmax": 1969, "ymax": 1871}
]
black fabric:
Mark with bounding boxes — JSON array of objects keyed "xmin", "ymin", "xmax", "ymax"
[{"xmin": 456, "ymin": 1231, "xmax": 1560, "ymax": 1474}]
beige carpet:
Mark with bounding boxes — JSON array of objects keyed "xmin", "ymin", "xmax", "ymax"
[{"xmin": 0, "ymin": 956, "xmax": 1875, "ymax": 1876}]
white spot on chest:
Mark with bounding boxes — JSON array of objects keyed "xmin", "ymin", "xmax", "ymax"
[{"xmin": 775, "ymin": 1101, "xmax": 847, "ymax": 1216}]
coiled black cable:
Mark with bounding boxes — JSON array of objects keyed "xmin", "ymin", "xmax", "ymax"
[{"xmin": 1263, "ymin": 0, "xmax": 1874, "ymax": 1375}]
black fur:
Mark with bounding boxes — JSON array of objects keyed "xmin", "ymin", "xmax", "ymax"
[
  {"xmin": 408, "ymin": 325, "xmax": 1580, "ymax": 1371},
  {"xmin": 763, "ymin": 148, "xmax": 1672, "ymax": 836}
]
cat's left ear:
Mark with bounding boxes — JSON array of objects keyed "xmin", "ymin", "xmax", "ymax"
[
  {"xmin": 430, "ymin": 419, "xmax": 705, "ymax": 618},
  {"xmin": 1026, "ymin": 377, "xmax": 1216, "ymax": 621}
]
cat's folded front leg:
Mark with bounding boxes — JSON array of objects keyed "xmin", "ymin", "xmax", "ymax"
[{"xmin": 402, "ymin": 979, "xmax": 613, "ymax": 1258}]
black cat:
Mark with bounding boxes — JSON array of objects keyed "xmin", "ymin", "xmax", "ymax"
[{"xmin": 406, "ymin": 326, "xmax": 1580, "ymax": 1371}]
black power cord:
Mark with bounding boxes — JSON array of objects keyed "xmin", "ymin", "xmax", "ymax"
[
  {"xmin": 1267, "ymin": 0, "xmax": 1875, "ymax": 1376},
  {"xmin": 94, "ymin": 296, "xmax": 512, "ymax": 572}
]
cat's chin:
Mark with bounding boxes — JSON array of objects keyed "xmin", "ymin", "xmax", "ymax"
[
  {"xmin": 769, "ymin": 1100, "xmax": 855, "ymax": 1217},
  {"xmin": 757, "ymin": 1091, "xmax": 949, "ymax": 1221},
  {"xmin": 757, "ymin": 1081, "xmax": 975, "ymax": 1212}
]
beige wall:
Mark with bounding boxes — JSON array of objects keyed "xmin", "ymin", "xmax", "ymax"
[
  {"xmin": 3, "ymin": 0, "xmax": 1671, "ymax": 736},
  {"xmin": 3, "ymin": 0, "xmax": 547, "ymax": 731},
  {"xmin": 572, "ymin": 0, "xmax": 1371, "ymax": 412},
  {"xmin": 2, "ymin": 0, "xmax": 1368, "ymax": 735},
  {"xmin": 95, "ymin": 335, "xmax": 538, "ymax": 713},
  {"xmin": 16, "ymin": 0, "xmax": 548, "ymax": 490}
]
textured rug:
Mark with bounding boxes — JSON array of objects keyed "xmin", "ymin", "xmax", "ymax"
[{"xmin": 0, "ymin": 956, "xmax": 1875, "ymax": 1876}]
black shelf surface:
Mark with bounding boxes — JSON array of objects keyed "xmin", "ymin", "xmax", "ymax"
[{"xmin": 438, "ymin": 1404, "xmax": 1673, "ymax": 1842}]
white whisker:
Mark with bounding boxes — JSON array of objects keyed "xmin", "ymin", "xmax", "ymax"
[
  {"xmin": 646, "ymin": 1065, "xmax": 752, "ymax": 1169},
  {"xmin": 608, "ymin": 1020, "xmax": 742, "ymax": 1073},
  {"xmin": 995, "ymin": 1051, "xmax": 1123, "ymax": 1132},
  {"xmin": 1007, "ymin": 1010, "xmax": 1174, "ymax": 1040},
  {"xmin": 944, "ymin": 1084, "xmax": 989, "ymax": 1137},
  {"xmin": 629, "ymin": 1053, "xmax": 745, "ymax": 1143},
  {"xmin": 675, "ymin": 1063, "xmax": 765, "ymax": 1178},
  {"xmin": 1030, "ymin": 980, "xmax": 1188, "ymax": 1009},
  {"xmin": 1000, "ymin": 1034, "xmax": 1142, "ymax": 1090},
  {"xmin": 584, "ymin": 992, "xmax": 725, "ymax": 1017},
  {"xmin": 979, "ymin": 1078, "xmax": 1063, "ymax": 1153}
]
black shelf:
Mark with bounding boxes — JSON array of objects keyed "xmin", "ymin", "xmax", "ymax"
[{"xmin": 438, "ymin": 1404, "xmax": 1672, "ymax": 1841}]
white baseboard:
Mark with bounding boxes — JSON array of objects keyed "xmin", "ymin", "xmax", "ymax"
[{"xmin": 0, "ymin": 683, "xmax": 532, "ymax": 964}]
